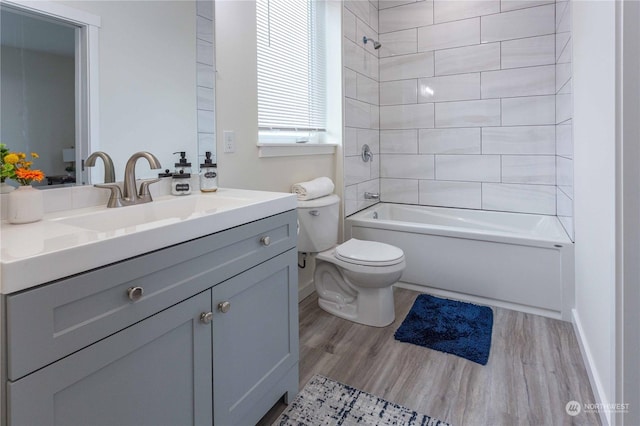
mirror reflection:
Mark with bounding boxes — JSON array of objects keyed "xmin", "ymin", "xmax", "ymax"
[{"xmin": 1, "ymin": 6, "xmax": 80, "ymax": 187}]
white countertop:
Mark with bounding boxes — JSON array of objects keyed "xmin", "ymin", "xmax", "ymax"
[{"xmin": 0, "ymin": 188, "xmax": 297, "ymax": 294}]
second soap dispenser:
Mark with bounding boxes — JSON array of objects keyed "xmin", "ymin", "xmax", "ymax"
[{"xmin": 171, "ymin": 151, "xmax": 192, "ymax": 195}]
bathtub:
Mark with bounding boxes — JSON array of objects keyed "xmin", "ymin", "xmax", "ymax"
[{"xmin": 345, "ymin": 204, "xmax": 574, "ymax": 320}]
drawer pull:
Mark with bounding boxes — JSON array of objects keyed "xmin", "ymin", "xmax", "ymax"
[
  {"xmin": 200, "ymin": 312, "xmax": 213, "ymax": 324},
  {"xmin": 218, "ymin": 301, "xmax": 231, "ymax": 313},
  {"xmin": 127, "ymin": 286, "xmax": 144, "ymax": 302},
  {"xmin": 260, "ymin": 235, "xmax": 271, "ymax": 246}
]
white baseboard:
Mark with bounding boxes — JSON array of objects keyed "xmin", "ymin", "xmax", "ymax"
[
  {"xmin": 572, "ymin": 308, "xmax": 611, "ymax": 426},
  {"xmin": 298, "ymin": 280, "xmax": 315, "ymax": 302}
]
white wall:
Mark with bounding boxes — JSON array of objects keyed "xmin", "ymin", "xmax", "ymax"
[
  {"xmin": 214, "ymin": 0, "xmax": 337, "ymax": 295},
  {"xmin": 59, "ymin": 0, "xmax": 198, "ymax": 181},
  {"xmin": 572, "ymin": 0, "xmax": 617, "ymax": 423}
]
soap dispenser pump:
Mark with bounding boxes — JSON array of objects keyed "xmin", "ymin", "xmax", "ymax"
[
  {"xmin": 200, "ymin": 151, "xmax": 218, "ymax": 192},
  {"xmin": 171, "ymin": 151, "xmax": 192, "ymax": 195}
]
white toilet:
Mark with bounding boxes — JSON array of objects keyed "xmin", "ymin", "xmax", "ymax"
[{"xmin": 298, "ymin": 194, "xmax": 406, "ymax": 327}]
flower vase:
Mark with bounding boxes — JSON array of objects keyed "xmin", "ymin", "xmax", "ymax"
[
  {"xmin": 0, "ymin": 181, "xmax": 15, "ymax": 194},
  {"xmin": 8, "ymin": 185, "xmax": 44, "ymax": 224}
]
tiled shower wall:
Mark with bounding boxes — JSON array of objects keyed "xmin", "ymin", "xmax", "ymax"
[
  {"xmin": 376, "ymin": 0, "xmax": 559, "ymax": 215},
  {"xmin": 555, "ymin": 0, "xmax": 573, "ymax": 239},
  {"xmin": 343, "ymin": 1, "xmax": 381, "ymax": 217}
]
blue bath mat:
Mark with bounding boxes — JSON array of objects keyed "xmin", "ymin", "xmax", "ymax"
[{"xmin": 394, "ymin": 294, "xmax": 493, "ymax": 365}]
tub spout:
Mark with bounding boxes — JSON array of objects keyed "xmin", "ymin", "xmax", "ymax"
[{"xmin": 364, "ymin": 192, "xmax": 380, "ymax": 200}]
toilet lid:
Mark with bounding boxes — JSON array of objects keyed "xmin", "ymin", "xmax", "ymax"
[{"xmin": 335, "ymin": 238, "xmax": 404, "ymax": 266}]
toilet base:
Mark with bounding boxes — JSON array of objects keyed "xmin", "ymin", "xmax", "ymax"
[{"xmin": 317, "ymin": 285, "xmax": 395, "ymax": 328}]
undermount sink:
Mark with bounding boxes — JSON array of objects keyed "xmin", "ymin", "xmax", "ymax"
[{"xmin": 53, "ymin": 194, "xmax": 252, "ymax": 232}]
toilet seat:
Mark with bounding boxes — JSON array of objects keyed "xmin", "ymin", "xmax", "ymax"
[{"xmin": 335, "ymin": 238, "xmax": 404, "ymax": 266}]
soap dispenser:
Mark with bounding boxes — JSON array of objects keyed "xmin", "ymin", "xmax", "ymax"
[
  {"xmin": 171, "ymin": 151, "xmax": 192, "ymax": 195},
  {"xmin": 199, "ymin": 151, "xmax": 218, "ymax": 192}
]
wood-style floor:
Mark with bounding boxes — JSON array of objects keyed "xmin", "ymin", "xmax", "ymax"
[{"xmin": 258, "ymin": 287, "xmax": 601, "ymax": 426}]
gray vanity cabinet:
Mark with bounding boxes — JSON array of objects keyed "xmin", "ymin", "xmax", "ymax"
[
  {"xmin": 7, "ymin": 291, "xmax": 214, "ymax": 426},
  {"xmin": 2, "ymin": 210, "xmax": 299, "ymax": 426}
]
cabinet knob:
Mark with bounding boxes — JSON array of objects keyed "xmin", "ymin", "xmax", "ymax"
[
  {"xmin": 127, "ymin": 286, "xmax": 144, "ymax": 302},
  {"xmin": 218, "ymin": 301, "xmax": 231, "ymax": 313},
  {"xmin": 200, "ymin": 312, "xmax": 213, "ymax": 324},
  {"xmin": 260, "ymin": 235, "xmax": 271, "ymax": 246}
]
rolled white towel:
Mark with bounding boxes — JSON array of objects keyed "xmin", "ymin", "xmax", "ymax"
[{"xmin": 291, "ymin": 177, "xmax": 335, "ymax": 201}]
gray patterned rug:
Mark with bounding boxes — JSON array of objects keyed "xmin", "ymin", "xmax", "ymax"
[{"xmin": 272, "ymin": 375, "xmax": 450, "ymax": 426}]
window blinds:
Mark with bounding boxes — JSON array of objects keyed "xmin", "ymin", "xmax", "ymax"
[{"xmin": 257, "ymin": 0, "xmax": 326, "ymax": 133}]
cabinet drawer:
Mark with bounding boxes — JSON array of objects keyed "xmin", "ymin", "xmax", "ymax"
[{"xmin": 6, "ymin": 210, "xmax": 296, "ymax": 380}]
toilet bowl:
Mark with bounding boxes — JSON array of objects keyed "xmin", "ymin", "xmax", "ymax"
[
  {"xmin": 297, "ymin": 194, "xmax": 406, "ymax": 327},
  {"xmin": 314, "ymin": 239, "xmax": 405, "ymax": 327}
]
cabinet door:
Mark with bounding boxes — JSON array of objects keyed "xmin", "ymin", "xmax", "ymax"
[
  {"xmin": 8, "ymin": 291, "xmax": 213, "ymax": 426},
  {"xmin": 213, "ymin": 249, "xmax": 299, "ymax": 426}
]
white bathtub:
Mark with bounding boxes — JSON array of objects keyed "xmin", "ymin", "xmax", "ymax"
[{"xmin": 345, "ymin": 204, "xmax": 574, "ymax": 320}]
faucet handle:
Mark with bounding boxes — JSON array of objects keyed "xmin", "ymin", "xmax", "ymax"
[
  {"xmin": 94, "ymin": 183, "xmax": 124, "ymax": 208},
  {"xmin": 138, "ymin": 178, "xmax": 161, "ymax": 202}
]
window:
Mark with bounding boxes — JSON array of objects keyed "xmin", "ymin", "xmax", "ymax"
[{"xmin": 257, "ymin": 0, "xmax": 327, "ymax": 144}]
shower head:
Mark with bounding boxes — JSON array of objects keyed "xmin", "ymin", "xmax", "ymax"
[{"xmin": 363, "ymin": 36, "xmax": 381, "ymax": 50}]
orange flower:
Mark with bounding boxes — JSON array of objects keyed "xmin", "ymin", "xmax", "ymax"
[{"xmin": 15, "ymin": 168, "xmax": 44, "ymax": 183}]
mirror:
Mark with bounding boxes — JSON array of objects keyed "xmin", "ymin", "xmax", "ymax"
[{"xmin": 0, "ymin": 0, "xmax": 215, "ymax": 187}]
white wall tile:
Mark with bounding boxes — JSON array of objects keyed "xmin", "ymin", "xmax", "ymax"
[
  {"xmin": 481, "ymin": 65, "xmax": 555, "ymax": 98},
  {"xmin": 345, "ymin": 98, "xmax": 372, "ymax": 128},
  {"xmin": 417, "ymin": 18, "xmax": 479, "ymax": 52},
  {"xmin": 379, "ymin": 0, "xmax": 417, "ymax": 10},
  {"xmin": 556, "ymin": 93, "xmax": 572, "ymax": 124},
  {"xmin": 433, "ymin": 0, "xmax": 500, "ymax": 24},
  {"xmin": 556, "ymin": 122, "xmax": 573, "ymax": 158},
  {"xmin": 435, "ymin": 99, "xmax": 501, "ymax": 127},
  {"xmin": 380, "ymin": 103, "xmax": 434, "ymax": 129},
  {"xmin": 501, "ymin": 95, "xmax": 555, "ymax": 125},
  {"xmin": 197, "ymin": 39, "xmax": 214, "ymax": 66},
  {"xmin": 196, "ymin": 0, "xmax": 213, "ymax": 19},
  {"xmin": 358, "ymin": 128, "xmax": 380, "ymax": 154},
  {"xmin": 357, "ymin": 74, "xmax": 379, "ymax": 105},
  {"xmin": 481, "ymin": 4, "xmax": 555, "ymax": 42},
  {"xmin": 556, "ymin": 31, "xmax": 570, "ymax": 61},
  {"xmin": 381, "ymin": 129, "xmax": 419, "ymax": 153},
  {"xmin": 198, "ymin": 133, "xmax": 215, "ymax": 154},
  {"xmin": 381, "ymin": 178, "xmax": 419, "ymax": 203},
  {"xmin": 344, "ymin": 184, "xmax": 359, "ymax": 217},
  {"xmin": 556, "ymin": 1, "xmax": 569, "ymax": 30},
  {"xmin": 556, "ymin": 1, "xmax": 571, "ymax": 33},
  {"xmin": 343, "ymin": 8, "xmax": 357, "ymax": 42},
  {"xmin": 501, "ymin": 0, "xmax": 554, "ymax": 12},
  {"xmin": 197, "ymin": 110, "xmax": 214, "ymax": 133},
  {"xmin": 419, "ymin": 128, "xmax": 481, "ymax": 154},
  {"xmin": 371, "ymin": 104, "xmax": 380, "ymax": 130},
  {"xmin": 556, "ymin": 63, "xmax": 571, "ymax": 93},
  {"xmin": 557, "ymin": 187, "xmax": 573, "ymax": 215},
  {"xmin": 197, "ymin": 86, "xmax": 214, "ymax": 111},
  {"xmin": 435, "ymin": 155, "xmax": 501, "ymax": 182},
  {"xmin": 345, "ymin": 0, "xmax": 371, "ymax": 26},
  {"xmin": 379, "ymin": 1, "xmax": 433, "ymax": 33},
  {"xmin": 380, "ymin": 52, "xmax": 434, "ymax": 81},
  {"xmin": 344, "ymin": 127, "xmax": 359, "ymax": 156},
  {"xmin": 556, "ymin": 156, "xmax": 573, "ymax": 188},
  {"xmin": 435, "ymin": 43, "xmax": 500, "ymax": 75},
  {"xmin": 380, "ymin": 79, "xmax": 417, "ymax": 105},
  {"xmin": 482, "ymin": 126, "xmax": 555, "ymax": 154},
  {"xmin": 502, "ymin": 155, "xmax": 556, "ymax": 184},
  {"xmin": 557, "ymin": 38, "xmax": 572, "ymax": 64},
  {"xmin": 197, "ymin": 63, "xmax": 214, "ymax": 88},
  {"xmin": 482, "ymin": 183, "xmax": 556, "ymax": 214},
  {"xmin": 418, "ymin": 73, "xmax": 480, "ymax": 103},
  {"xmin": 345, "ymin": 156, "xmax": 373, "ymax": 186},
  {"xmin": 419, "ymin": 180, "xmax": 482, "ymax": 208},
  {"xmin": 345, "ymin": 69, "xmax": 357, "ymax": 99},
  {"xmin": 363, "ymin": 50, "xmax": 379, "ymax": 81},
  {"xmin": 379, "ymin": 29, "xmax": 417, "ymax": 58},
  {"xmin": 357, "ymin": 18, "xmax": 380, "ymax": 57},
  {"xmin": 501, "ymin": 34, "xmax": 555, "ymax": 69},
  {"xmin": 381, "ymin": 154, "xmax": 435, "ymax": 179},
  {"xmin": 369, "ymin": 2, "xmax": 380, "ymax": 32},
  {"xmin": 344, "ymin": 39, "xmax": 366, "ymax": 74},
  {"xmin": 196, "ymin": 16, "xmax": 213, "ymax": 43}
]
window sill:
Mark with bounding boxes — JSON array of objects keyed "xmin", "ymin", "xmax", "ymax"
[{"xmin": 257, "ymin": 142, "xmax": 338, "ymax": 158}]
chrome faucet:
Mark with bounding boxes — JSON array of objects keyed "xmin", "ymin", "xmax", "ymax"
[
  {"xmin": 364, "ymin": 192, "xmax": 380, "ymax": 200},
  {"xmin": 94, "ymin": 151, "xmax": 162, "ymax": 208},
  {"xmin": 85, "ymin": 151, "xmax": 116, "ymax": 183}
]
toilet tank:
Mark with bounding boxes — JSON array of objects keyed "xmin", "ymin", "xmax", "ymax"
[{"xmin": 297, "ymin": 194, "xmax": 340, "ymax": 253}]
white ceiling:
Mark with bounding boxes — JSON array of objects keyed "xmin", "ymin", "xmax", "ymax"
[{"xmin": 1, "ymin": 6, "xmax": 75, "ymax": 57}]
